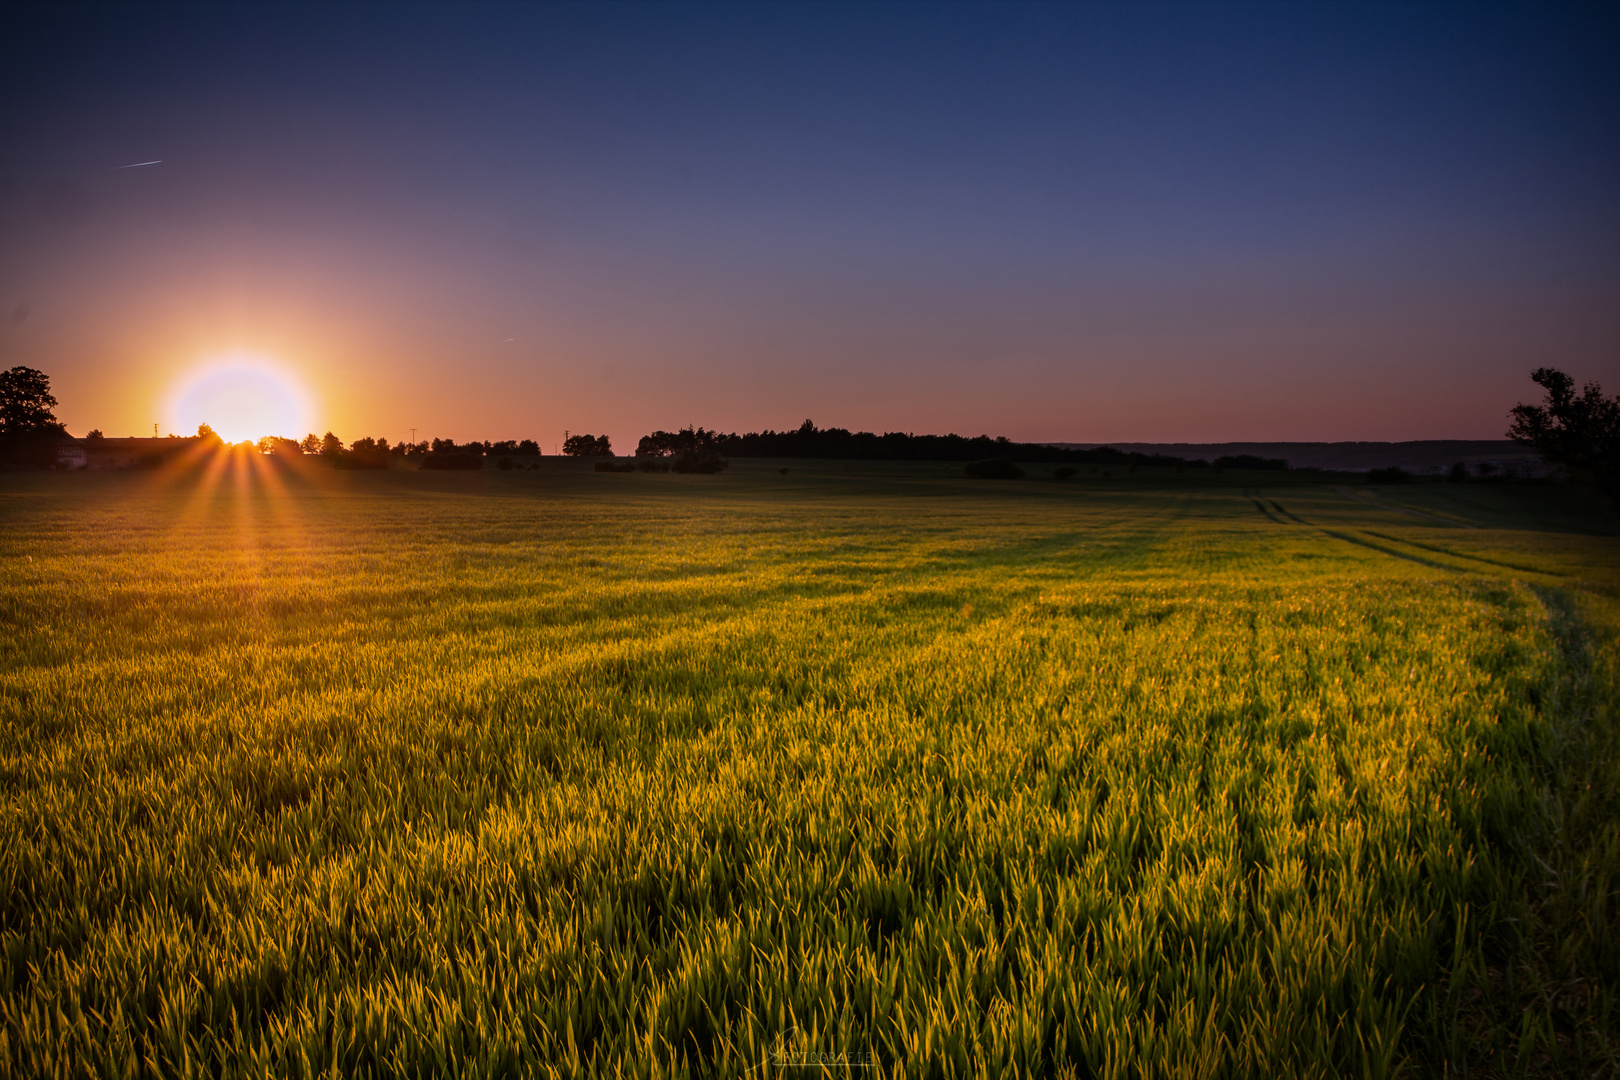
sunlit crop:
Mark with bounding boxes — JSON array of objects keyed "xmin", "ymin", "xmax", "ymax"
[{"xmin": 1, "ymin": 463, "xmax": 1615, "ymax": 1076}]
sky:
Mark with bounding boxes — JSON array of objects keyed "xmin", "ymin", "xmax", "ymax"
[{"xmin": 2, "ymin": 1, "xmax": 1617, "ymax": 447}]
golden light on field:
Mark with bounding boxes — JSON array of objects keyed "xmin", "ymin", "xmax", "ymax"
[{"xmin": 168, "ymin": 358, "xmax": 313, "ymax": 444}]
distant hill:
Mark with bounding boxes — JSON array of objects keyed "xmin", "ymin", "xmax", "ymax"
[{"xmin": 1046, "ymin": 440, "xmax": 1542, "ymax": 474}]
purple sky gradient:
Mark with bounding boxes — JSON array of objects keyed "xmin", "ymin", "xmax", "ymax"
[{"xmin": 3, "ymin": 1, "xmax": 1617, "ymax": 447}]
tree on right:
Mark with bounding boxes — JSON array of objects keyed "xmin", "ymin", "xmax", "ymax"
[{"xmin": 1508, "ymin": 367, "xmax": 1619, "ymax": 505}]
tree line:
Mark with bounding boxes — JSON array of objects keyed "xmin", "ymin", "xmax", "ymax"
[
  {"xmin": 278, "ymin": 433, "xmax": 617, "ymax": 466},
  {"xmin": 634, "ymin": 419, "xmax": 1210, "ymax": 468},
  {"xmin": 4, "ymin": 365, "xmax": 1616, "ymax": 501}
]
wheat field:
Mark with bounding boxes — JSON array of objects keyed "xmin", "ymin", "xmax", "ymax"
[{"xmin": 2, "ymin": 460, "xmax": 1616, "ymax": 1077}]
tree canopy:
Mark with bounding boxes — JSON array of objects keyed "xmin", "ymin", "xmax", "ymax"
[
  {"xmin": 0, "ymin": 366, "xmax": 63, "ymax": 437},
  {"xmin": 563, "ymin": 433, "xmax": 612, "ymax": 456},
  {"xmin": 0, "ymin": 366, "xmax": 67, "ymax": 467},
  {"xmin": 1508, "ymin": 367, "xmax": 1619, "ymax": 501},
  {"xmin": 633, "ymin": 421, "xmax": 1200, "ymax": 468}
]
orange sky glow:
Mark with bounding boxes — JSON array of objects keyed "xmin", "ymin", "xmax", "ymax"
[{"xmin": 5, "ymin": 4, "xmax": 1616, "ymax": 449}]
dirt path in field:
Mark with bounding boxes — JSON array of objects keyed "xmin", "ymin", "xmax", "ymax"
[
  {"xmin": 1243, "ymin": 489, "xmax": 1288, "ymax": 524},
  {"xmin": 1249, "ymin": 490, "xmax": 1469, "ymax": 571},
  {"xmin": 1250, "ymin": 489, "xmax": 1564, "ymax": 577},
  {"xmin": 1334, "ymin": 486, "xmax": 1480, "ymax": 528}
]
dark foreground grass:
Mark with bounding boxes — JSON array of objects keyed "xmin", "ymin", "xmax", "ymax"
[{"xmin": 0, "ymin": 460, "xmax": 1616, "ymax": 1077}]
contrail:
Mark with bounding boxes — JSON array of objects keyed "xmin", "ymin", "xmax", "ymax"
[{"xmin": 115, "ymin": 160, "xmax": 162, "ymax": 169}]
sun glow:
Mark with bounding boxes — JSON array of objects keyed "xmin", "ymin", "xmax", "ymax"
[{"xmin": 168, "ymin": 358, "xmax": 314, "ymax": 444}]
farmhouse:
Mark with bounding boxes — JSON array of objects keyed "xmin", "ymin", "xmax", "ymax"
[{"xmin": 56, "ymin": 436, "xmax": 204, "ymax": 470}]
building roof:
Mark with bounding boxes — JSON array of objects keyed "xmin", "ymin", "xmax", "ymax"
[{"xmin": 74, "ymin": 436, "xmax": 204, "ymax": 451}]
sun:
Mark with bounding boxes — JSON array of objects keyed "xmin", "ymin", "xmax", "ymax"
[{"xmin": 168, "ymin": 358, "xmax": 313, "ymax": 444}]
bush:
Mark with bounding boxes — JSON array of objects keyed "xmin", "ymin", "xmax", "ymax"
[
  {"xmin": 1449, "ymin": 461, "xmax": 1469, "ymax": 483},
  {"xmin": 596, "ymin": 460, "xmax": 636, "ymax": 473},
  {"xmin": 670, "ymin": 449, "xmax": 729, "ymax": 474},
  {"xmin": 635, "ymin": 457, "xmax": 670, "ymax": 473},
  {"xmin": 964, "ymin": 457, "xmax": 1024, "ymax": 480},
  {"xmin": 1052, "ymin": 465, "xmax": 1077, "ymax": 480},
  {"xmin": 331, "ymin": 449, "xmax": 388, "ymax": 470},
  {"xmin": 1366, "ymin": 466, "xmax": 1413, "ymax": 484},
  {"xmin": 1213, "ymin": 454, "xmax": 1289, "ymax": 471},
  {"xmin": 420, "ymin": 453, "xmax": 483, "ymax": 471},
  {"xmin": 496, "ymin": 456, "xmax": 516, "ymax": 471}
]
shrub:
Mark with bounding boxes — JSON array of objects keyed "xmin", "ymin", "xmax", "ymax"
[
  {"xmin": 496, "ymin": 456, "xmax": 516, "ymax": 471},
  {"xmin": 420, "ymin": 453, "xmax": 483, "ymax": 471},
  {"xmin": 635, "ymin": 457, "xmax": 670, "ymax": 473},
  {"xmin": 1366, "ymin": 466, "xmax": 1412, "ymax": 484},
  {"xmin": 1052, "ymin": 465, "xmax": 1077, "ymax": 480},
  {"xmin": 670, "ymin": 449, "xmax": 729, "ymax": 474},
  {"xmin": 964, "ymin": 457, "xmax": 1024, "ymax": 480},
  {"xmin": 1449, "ymin": 461, "xmax": 1469, "ymax": 483},
  {"xmin": 1214, "ymin": 454, "xmax": 1289, "ymax": 471},
  {"xmin": 331, "ymin": 452, "xmax": 388, "ymax": 470},
  {"xmin": 596, "ymin": 460, "xmax": 636, "ymax": 473}
]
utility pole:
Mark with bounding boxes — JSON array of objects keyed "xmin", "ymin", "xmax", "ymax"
[
  {"xmin": 410, "ymin": 427, "xmax": 416, "ymax": 446},
  {"xmin": 153, "ymin": 423, "xmax": 158, "ymax": 437}
]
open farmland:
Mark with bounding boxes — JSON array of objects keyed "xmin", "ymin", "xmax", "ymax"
[{"xmin": 2, "ymin": 460, "xmax": 1617, "ymax": 1078}]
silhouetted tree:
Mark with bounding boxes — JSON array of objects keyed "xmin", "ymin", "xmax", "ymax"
[
  {"xmin": 257, "ymin": 436, "xmax": 302, "ymax": 457},
  {"xmin": 517, "ymin": 439, "xmax": 540, "ymax": 455},
  {"xmin": 636, "ymin": 427, "xmax": 716, "ymax": 457},
  {"xmin": 0, "ymin": 366, "xmax": 68, "ymax": 467},
  {"xmin": 87, "ymin": 429, "xmax": 103, "ymax": 440},
  {"xmin": 0, "ymin": 366, "xmax": 62, "ymax": 435},
  {"xmin": 1508, "ymin": 367, "xmax": 1619, "ymax": 503},
  {"xmin": 300, "ymin": 433, "xmax": 321, "ymax": 454},
  {"xmin": 564, "ymin": 433, "xmax": 613, "ymax": 456},
  {"xmin": 628, "ymin": 418, "xmax": 1199, "ymax": 468},
  {"xmin": 334, "ymin": 436, "xmax": 389, "ymax": 469}
]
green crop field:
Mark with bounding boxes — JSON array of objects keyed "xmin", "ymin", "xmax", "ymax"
[{"xmin": 2, "ymin": 460, "xmax": 1617, "ymax": 1078}]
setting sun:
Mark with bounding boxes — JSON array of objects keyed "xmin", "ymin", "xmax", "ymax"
[{"xmin": 168, "ymin": 359, "xmax": 313, "ymax": 444}]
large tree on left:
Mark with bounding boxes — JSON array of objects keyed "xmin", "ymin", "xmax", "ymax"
[{"xmin": 0, "ymin": 366, "xmax": 68, "ymax": 467}]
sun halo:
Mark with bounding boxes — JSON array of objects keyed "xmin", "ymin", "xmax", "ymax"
[{"xmin": 168, "ymin": 360, "xmax": 313, "ymax": 445}]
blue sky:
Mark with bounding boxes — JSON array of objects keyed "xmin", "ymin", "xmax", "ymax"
[{"xmin": 3, "ymin": 1, "xmax": 1616, "ymax": 444}]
